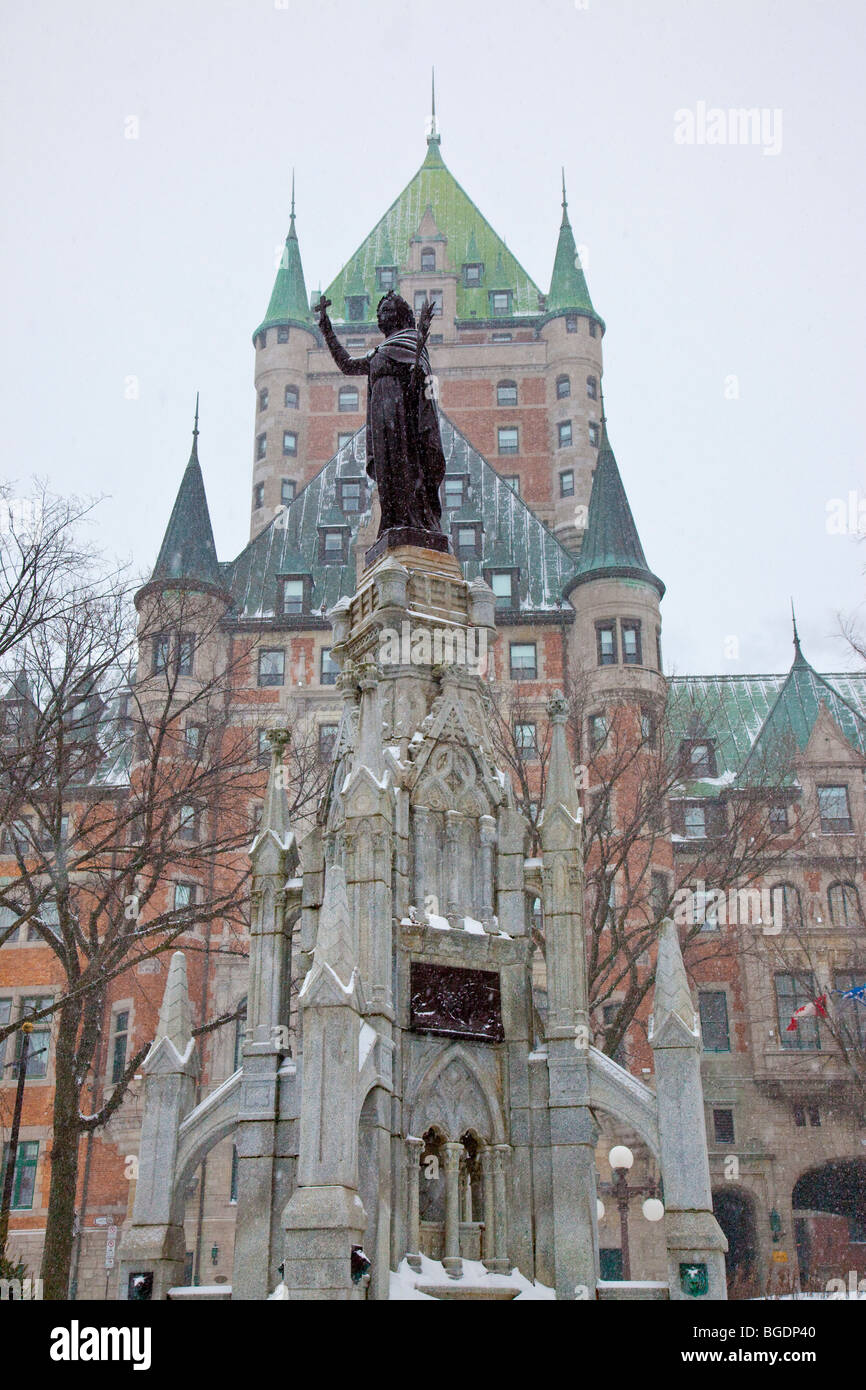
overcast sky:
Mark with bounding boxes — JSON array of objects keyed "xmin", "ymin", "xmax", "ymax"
[{"xmin": 1, "ymin": 0, "xmax": 864, "ymax": 677}]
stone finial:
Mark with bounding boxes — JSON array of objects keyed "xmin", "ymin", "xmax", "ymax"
[
  {"xmin": 257, "ymin": 728, "xmax": 292, "ymax": 846},
  {"xmin": 650, "ymin": 917, "xmax": 698, "ymax": 1042},
  {"xmin": 314, "ymin": 863, "xmax": 355, "ymax": 987},
  {"xmin": 352, "ymin": 662, "xmax": 384, "ymax": 781},
  {"xmin": 542, "ymin": 689, "xmax": 579, "ymax": 820},
  {"xmin": 326, "ymin": 596, "xmax": 352, "ymax": 651},
  {"xmin": 156, "ymin": 951, "xmax": 193, "ymax": 1054}
]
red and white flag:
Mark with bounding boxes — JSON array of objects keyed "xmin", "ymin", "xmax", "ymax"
[{"xmin": 786, "ymin": 995, "xmax": 827, "ymax": 1032}]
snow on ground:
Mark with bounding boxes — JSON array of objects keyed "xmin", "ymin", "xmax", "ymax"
[{"xmin": 389, "ymin": 1253, "xmax": 555, "ymax": 1300}]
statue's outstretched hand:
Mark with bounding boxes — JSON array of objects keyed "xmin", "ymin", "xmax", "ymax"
[
  {"xmin": 314, "ymin": 295, "xmax": 332, "ymax": 326},
  {"xmin": 417, "ymin": 297, "xmax": 435, "ymax": 340}
]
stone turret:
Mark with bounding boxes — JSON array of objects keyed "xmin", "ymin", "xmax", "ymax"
[
  {"xmin": 117, "ymin": 952, "xmax": 199, "ymax": 1300},
  {"xmin": 650, "ymin": 918, "xmax": 728, "ymax": 1300}
]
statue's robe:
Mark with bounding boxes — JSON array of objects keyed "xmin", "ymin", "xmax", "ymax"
[{"xmin": 320, "ymin": 316, "xmax": 446, "ymax": 536}]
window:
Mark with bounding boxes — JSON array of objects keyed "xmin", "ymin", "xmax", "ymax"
[
  {"xmin": 255, "ymin": 331, "xmax": 267, "ymax": 349},
  {"xmin": 565, "ymin": 315, "xmax": 578, "ymax": 333},
  {"xmin": 19, "ymin": 997, "xmax": 52, "ymax": 1077},
  {"xmin": 656, "ymin": 628, "xmax": 663, "ymax": 671},
  {"xmin": 443, "ymin": 477, "xmax": 465, "ymax": 509},
  {"xmin": 558, "ymin": 420, "xmax": 573, "ymax": 449},
  {"xmin": 640, "ymin": 706, "xmax": 656, "ymax": 748},
  {"xmin": 0, "ymin": 906, "xmax": 21, "ymax": 943},
  {"xmin": 556, "ymin": 375, "xmax": 570, "ymax": 400},
  {"xmin": 489, "ymin": 572, "xmax": 514, "ymax": 608},
  {"xmin": 280, "ymin": 577, "xmax": 306, "ymax": 615},
  {"xmin": 257, "ymin": 729, "xmax": 271, "ymax": 764},
  {"xmin": 818, "ymin": 785, "xmax": 852, "ymax": 834},
  {"xmin": 338, "ymin": 433, "xmax": 354, "ymax": 450},
  {"xmin": 684, "ymin": 804, "xmax": 707, "ymax": 839},
  {"xmin": 769, "ymin": 803, "xmax": 788, "ymax": 832},
  {"xmin": 503, "ymin": 475, "xmax": 520, "ymax": 495},
  {"xmin": 621, "ymin": 621, "xmax": 642, "ymax": 666},
  {"xmin": 177, "ymin": 633, "xmax": 195, "ymax": 678},
  {"xmin": 699, "ymin": 991, "xmax": 730, "ymax": 1052},
  {"xmin": 284, "ymin": 385, "xmax": 299, "ymax": 409},
  {"xmin": 345, "ymin": 295, "xmax": 368, "ymax": 322},
  {"xmin": 338, "ymin": 387, "xmax": 359, "ymax": 413},
  {"xmin": 463, "ymin": 263, "xmax": 483, "ymax": 287},
  {"xmin": 174, "ymin": 882, "xmax": 195, "ymax": 910},
  {"xmin": 281, "ymin": 479, "xmax": 295, "ymax": 506},
  {"xmin": 498, "ymin": 427, "xmax": 518, "ymax": 456},
  {"xmin": 807, "ymin": 1104, "xmax": 821, "ymax": 1127},
  {"xmin": 376, "ymin": 265, "xmax": 397, "ymax": 291},
  {"xmin": 835, "ymin": 972, "xmax": 866, "ymax": 1049},
  {"xmin": 421, "ymin": 247, "xmax": 436, "ymax": 271},
  {"xmin": 277, "ymin": 326, "xmax": 289, "ymax": 344},
  {"xmin": 681, "ymin": 740, "xmax": 716, "ymax": 778},
  {"xmin": 828, "ymin": 881, "xmax": 862, "ymax": 928},
  {"xmin": 793, "ymin": 1104, "xmax": 806, "ymax": 1127},
  {"xmin": 454, "ymin": 524, "xmax": 481, "ymax": 560},
  {"xmin": 258, "ymin": 388, "xmax": 269, "ymax": 411},
  {"xmin": 0, "ymin": 1140, "xmax": 38, "ymax": 1210},
  {"xmin": 776, "ymin": 972, "xmax": 821, "ymax": 1050},
  {"xmin": 230, "ymin": 1145, "xmax": 239, "ymax": 1203},
  {"xmin": 588, "ymin": 422, "xmax": 600, "ymax": 447},
  {"xmin": 514, "ymin": 722, "xmax": 537, "ymax": 757},
  {"xmin": 596, "ymin": 622, "xmax": 617, "ymax": 666},
  {"xmin": 713, "ymin": 1109, "xmax": 735, "ymax": 1145},
  {"xmin": 497, "ymin": 381, "xmax": 518, "ymax": 407},
  {"xmin": 318, "ymin": 724, "xmax": 338, "ymax": 761},
  {"xmin": 414, "ymin": 289, "xmax": 442, "ymax": 317},
  {"xmin": 152, "ymin": 633, "xmax": 171, "ymax": 674},
  {"xmin": 258, "ymin": 649, "xmax": 285, "ymax": 687},
  {"xmin": 490, "ymin": 291, "xmax": 512, "ymax": 317},
  {"xmin": 253, "ymin": 482, "xmax": 264, "ymax": 510},
  {"xmin": 111, "ymin": 1010, "xmax": 129, "ymax": 1084},
  {"xmin": 491, "ymin": 332, "xmax": 512, "ymax": 343},
  {"xmin": 320, "ymin": 528, "xmax": 347, "ymax": 563},
  {"xmin": 586, "ymin": 375, "xmax": 598, "ymax": 400},
  {"xmin": 589, "ymin": 321, "xmax": 598, "ymax": 337},
  {"xmin": 178, "ymin": 804, "xmax": 199, "ymax": 842},
  {"xmin": 776, "ymin": 883, "xmax": 802, "ymax": 930},
  {"xmin": 184, "ymin": 724, "xmax": 202, "ymax": 758},
  {"xmin": 590, "ymin": 790, "xmax": 612, "ymax": 834},
  {"xmin": 509, "ymin": 643, "xmax": 537, "ymax": 681},
  {"xmin": 282, "ymin": 430, "xmax": 297, "ymax": 457},
  {"xmin": 589, "ymin": 714, "xmax": 608, "ymax": 753},
  {"xmin": 320, "ymin": 648, "xmax": 339, "ymax": 686},
  {"xmin": 339, "ymin": 478, "xmax": 364, "ymax": 513},
  {"xmin": 256, "ymin": 434, "xmax": 266, "ymax": 461}
]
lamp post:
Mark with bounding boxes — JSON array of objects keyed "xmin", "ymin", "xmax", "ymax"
[{"xmin": 603, "ymin": 1144, "xmax": 664, "ymax": 1281}]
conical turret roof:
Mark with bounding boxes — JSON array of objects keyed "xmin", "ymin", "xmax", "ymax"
[
  {"xmin": 543, "ymin": 172, "xmax": 602, "ymax": 328},
  {"xmin": 566, "ymin": 420, "xmax": 664, "ymax": 598},
  {"xmin": 147, "ymin": 404, "xmax": 228, "ymax": 596},
  {"xmin": 254, "ymin": 175, "xmax": 314, "ymax": 338}
]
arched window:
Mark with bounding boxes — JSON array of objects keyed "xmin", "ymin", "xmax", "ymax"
[
  {"xmin": 419, "ymin": 1127, "xmax": 446, "ymax": 1223},
  {"xmin": 338, "ymin": 386, "xmax": 359, "ymax": 413},
  {"xmin": 773, "ymin": 883, "xmax": 802, "ymax": 930},
  {"xmin": 828, "ymin": 881, "xmax": 863, "ymax": 928},
  {"xmin": 556, "ymin": 375, "xmax": 570, "ymax": 399},
  {"xmin": 233, "ymin": 997, "xmax": 248, "ymax": 1071},
  {"xmin": 421, "ymin": 247, "xmax": 436, "ymax": 271},
  {"xmin": 497, "ymin": 380, "xmax": 517, "ymax": 407}
]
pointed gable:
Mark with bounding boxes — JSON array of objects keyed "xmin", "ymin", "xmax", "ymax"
[
  {"xmin": 566, "ymin": 421, "xmax": 664, "ymax": 598},
  {"xmin": 323, "ymin": 142, "xmax": 541, "ymax": 322}
]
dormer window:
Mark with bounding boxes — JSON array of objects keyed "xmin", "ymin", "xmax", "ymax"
[
  {"xmin": 490, "ymin": 291, "xmax": 512, "ymax": 318},
  {"xmin": 319, "ymin": 527, "xmax": 348, "ymax": 563},
  {"xmin": 463, "ymin": 262, "xmax": 483, "ymax": 288},
  {"xmin": 680, "ymin": 740, "xmax": 717, "ymax": 779},
  {"xmin": 453, "ymin": 523, "xmax": 482, "ymax": 560},
  {"xmin": 485, "ymin": 568, "xmax": 518, "ymax": 610},
  {"xmin": 279, "ymin": 577, "xmax": 307, "ymax": 616},
  {"xmin": 421, "ymin": 247, "xmax": 436, "ymax": 271},
  {"xmin": 376, "ymin": 265, "xmax": 397, "ymax": 292},
  {"xmin": 345, "ymin": 295, "xmax": 369, "ymax": 322},
  {"xmin": 339, "ymin": 477, "xmax": 364, "ymax": 513},
  {"xmin": 443, "ymin": 476, "xmax": 466, "ymax": 509}
]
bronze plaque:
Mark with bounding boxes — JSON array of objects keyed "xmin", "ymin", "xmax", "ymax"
[{"xmin": 409, "ymin": 961, "xmax": 504, "ymax": 1043}]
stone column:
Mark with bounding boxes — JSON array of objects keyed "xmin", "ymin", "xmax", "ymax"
[
  {"xmin": 442, "ymin": 1142, "xmax": 463, "ymax": 1277},
  {"xmin": 413, "ymin": 806, "xmax": 429, "ymax": 914},
  {"xmin": 481, "ymin": 1146, "xmax": 496, "ymax": 1266},
  {"xmin": 479, "ymin": 814, "xmax": 496, "ymax": 931},
  {"xmin": 460, "ymin": 1162, "xmax": 472, "ymax": 1223},
  {"xmin": 405, "ymin": 1138, "xmax": 423, "ymax": 1273},
  {"xmin": 488, "ymin": 1144, "xmax": 511, "ymax": 1273},
  {"xmin": 445, "ymin": 811, "xmax": 461, "ymax": 920}
]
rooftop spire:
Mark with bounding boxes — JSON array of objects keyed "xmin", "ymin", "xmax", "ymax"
[
  {"xmin": 146, "ymin": 403, "xmax": 227, "ymax": 594},
  {"xmin": 566, "ymin": 414, "xmax": 665, "ymax": 599},
  {"xmin": 428, "ymin": 67, "xmax": 440, "ymax": 146},
  {"xmin": 191, "ymin": 391, "xmax": 200, "ymax": 461},
  {"xmin": 254, "ymin": 172, "xmax": 313, "ymax": 338},
  {"xmin": 561, "ymin": 167, "xmax": 570, "ymax": 229},
  {"xmin": 544, "ymin": 170, "xmax": 600, "ymax": 324},
  {"xmin": 791, "ymin": 599, "xmax": 804, "ymax": 664}
]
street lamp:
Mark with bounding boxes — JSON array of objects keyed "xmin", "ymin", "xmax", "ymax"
[{"xmin": 604, "ymin": 1144, "xmax": 664, "ymax": 1281}]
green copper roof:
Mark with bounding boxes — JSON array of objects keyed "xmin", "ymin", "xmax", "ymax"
[
  {"xmin": 323, "ymin": 139, "xmax": 543, "ymax": 323},
  {"xmin": 567, "ymin": 422, "xmax": 664, "ymax": 597},
  {"xmin": 544, "ymin": 176, "xmax": 601, "ymax": 326},
  {"xmin": 255, "ymin": 183, "xmax": 313, "ymax": 338},
  {"xmin": 737, "ymin": 637, "xmax": 866, "ymax": 783},
  {"xmin": 225, "ymin": 411, "xmax": 576, "ymax": 620},
  {"xmin": 150, "ymin": 418, "xmax": 226, "ymax": 592}
]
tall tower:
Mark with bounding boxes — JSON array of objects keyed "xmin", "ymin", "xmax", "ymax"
[
  {"xmin": 539, "ymin": 173, "xmax": 605, "ymax": 554},
  {"xmin": 250, "ymin": 177, "xmax": 317, "ymax": 540}
]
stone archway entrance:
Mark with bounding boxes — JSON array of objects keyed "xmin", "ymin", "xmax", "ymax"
[
  {"xmin": 792, "ymin": 1158, "xmax": 866, "ymax": 1289},
  {"xmin": 713, "ymin": 1188, "xmax": 760, "ymax": 1298}
]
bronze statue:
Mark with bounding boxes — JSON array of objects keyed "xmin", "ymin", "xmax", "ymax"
[{"xmin": 315, "ymin": 290, "xmax": 446, "ymax": 542}]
